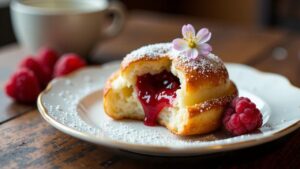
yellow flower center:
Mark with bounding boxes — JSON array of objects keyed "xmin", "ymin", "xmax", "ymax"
[{"xmin": 187, "ymin": 39, "xmax": 197, "ymax": 48}]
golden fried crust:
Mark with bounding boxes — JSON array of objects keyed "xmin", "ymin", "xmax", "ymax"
[
  {"xmin": 170, "ymin": 108, "xmax": 224, "ymax": 136},
  {"xmin": 180, "ymin": 82, "xmax": 238, "ymax": 135},
  {"xmin": 103, "ymin": 71, "xmax": 121, "ymax": 119},
  {"xmin": 172, "ymin": 55, "xmax": 228, "ymax": 89}
]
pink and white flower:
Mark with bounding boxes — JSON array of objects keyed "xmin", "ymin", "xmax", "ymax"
[{"xmin": 172, "ymin": 24, "xmax": 212, "ymax": 59}]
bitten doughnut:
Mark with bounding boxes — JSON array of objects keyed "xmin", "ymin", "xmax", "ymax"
[{"xmin": 103, "ymin": 42, "xmax": 238, "ymax": 135}]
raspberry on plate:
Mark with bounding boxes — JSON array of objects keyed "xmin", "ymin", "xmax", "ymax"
[
  {"xmin": 223, "ymin": 97, "xmax": 263, "ymax": 136},
  {"xmin": 20, "ymin": 56, "xmax": 52, "ymax": 87},
  {"xmin": 5, "ymin": 68, "xmax": 41, "ymax": 103},
  {"xmin": 53, "ymin": 53, "xmax": 86, "ymax": 77},
  {"xmin": 37, "ymin": 47, "xmax": 59, "ymax": 72}
]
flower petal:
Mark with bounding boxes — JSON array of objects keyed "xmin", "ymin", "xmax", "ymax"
[
  {"xmin": 185, "ymin": 48, "xmax": 199, "ymax": 59},
  {"xmin": 172, "ymin": 38, "xmax": 189, "ymax": 51},
  {"xmin": 182, "ymin": 24, "xmax": 195, "ymax": 39},
  {"xmin": 196, "ymin": 28, "xmax": 211, "ymax": 44},
  {"xmin": 198, "ymin": 43, "xmax": 212, "ymax": 56}
]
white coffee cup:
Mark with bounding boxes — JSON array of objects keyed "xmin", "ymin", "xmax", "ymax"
[{"xmin": 10, "ymin": 0, "xmax": 126, "ymax": 57}]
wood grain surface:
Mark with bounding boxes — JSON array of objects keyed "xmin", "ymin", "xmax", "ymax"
[{"xmin": 0, "ymin": 11, "xmax": 299, "ymax": 169}]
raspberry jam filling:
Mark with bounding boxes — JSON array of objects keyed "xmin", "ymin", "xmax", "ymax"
[{"xmin": 136, "ymin": 70, "xmax": 180, "ymax": 126}]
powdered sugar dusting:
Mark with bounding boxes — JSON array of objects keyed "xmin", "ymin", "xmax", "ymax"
[
  {"xmin": 122, "ymin": 43, "xmax": 226, "ymax": 75},
  {"xmin": 173, "ymin": 52, "xmax": 226, "ymax": 74},
  {"xmin": 122, "ymin": 43, "xmax": 171, "ymax": 66},
  {"xmin": 196, "ymin": 95, "xmax": 236, "ymax": 114}
]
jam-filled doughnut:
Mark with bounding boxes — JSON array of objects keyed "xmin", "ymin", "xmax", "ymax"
[{"xmin": 103, "ymin": 43, "xmax": 238, "ymax": 135}]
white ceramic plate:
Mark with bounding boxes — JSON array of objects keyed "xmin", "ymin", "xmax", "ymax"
[{"xmin": 38, "ymin": 61, "xmax": 300, "ymax": 156}]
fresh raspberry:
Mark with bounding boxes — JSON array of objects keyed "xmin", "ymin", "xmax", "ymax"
[
  {"xmin": 36, "ymin": 47, "xmax": 59, "ymax": 72},
  {"xmin": 19, "ymin": 56, "xmax": 52, "ymax": 87},
  {"xmin": 231, "ymin": 96, "xmax": 250, "ymax": 108},
  {"xmin": 223, "ymin": 97, "xmax": 263, "ymax": 135},
  {"xmin": 5, "ymin": 68, "xmax": 41, "ymax": 103},
  {"xmin": 53, "ymin": 53, "xmax": 86, "ymax": 77}
]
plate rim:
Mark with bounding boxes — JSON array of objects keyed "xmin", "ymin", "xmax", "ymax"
[{"xmin": 37, "ymin": 62, "xmax": 300, "ymax": 156}]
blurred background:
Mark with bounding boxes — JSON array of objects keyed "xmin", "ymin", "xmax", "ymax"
[{"xmin": 1, "ymin": 0, "xmax": 300, "ymax": 47}]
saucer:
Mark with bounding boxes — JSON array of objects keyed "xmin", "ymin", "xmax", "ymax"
[{"xmin": 38, "ymin": 61, "xmax": 300, "ymax": 156}]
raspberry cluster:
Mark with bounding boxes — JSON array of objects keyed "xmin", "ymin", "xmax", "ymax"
[
  {"xmin": 5, "ymin": 48, "xmax": 86, "ymax": 103},
  {"xmin": 223, "ymin": 97, "xmax": 263, "ymax": 135}
]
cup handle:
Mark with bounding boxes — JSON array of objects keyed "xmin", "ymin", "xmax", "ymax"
[{"xmin": 102, "ymin": 1, "xmax": 126, "ymax": 39}]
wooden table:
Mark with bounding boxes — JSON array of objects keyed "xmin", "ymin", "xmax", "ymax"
[{"xmin": 1, "ymin": 11, "xmax": 300, "ymax": 169}]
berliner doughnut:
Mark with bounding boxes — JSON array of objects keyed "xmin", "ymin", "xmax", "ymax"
[{"xmin": 103, "ymin": 43, "xmax": 238, "ymax": 135}]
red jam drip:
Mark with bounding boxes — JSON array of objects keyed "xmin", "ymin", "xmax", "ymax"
[{"xmin": 136, "ymin": 70, "xmax": 180, "ymax": 126}]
